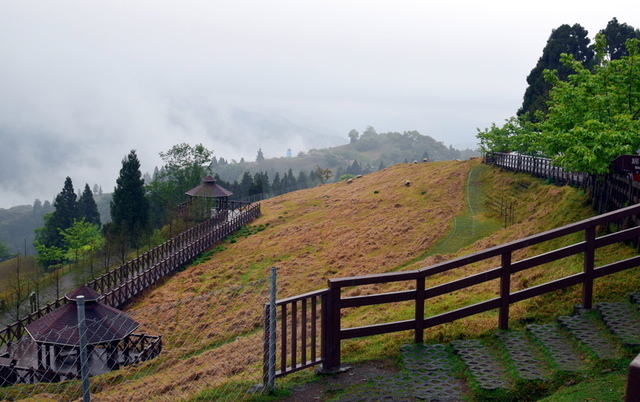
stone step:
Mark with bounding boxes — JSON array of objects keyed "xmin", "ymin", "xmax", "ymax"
[
  {"xmin": 526, "ymin": 323, "xmax": 585, "ymax": 371},
  {"xmin": 451, "ymin": 339, "xmax": 512, "ymax": 390},
  {"xmin": 398, "ymin": 344, "xmax": 463, "ymax": 401},
  {"xmin": 597, "ymin": 302, "xmax": 640, "ymax": 348},
  {"xmin": 558, "ymin": 314, "xmax": 622, "ymax": 359},
  {"xmin": 335, "ymin": 344, "xmax": 463, "ymax": 401},
  {"xmin": 496, "ymin": 330, "xmax": 549, "ymax": 380}
]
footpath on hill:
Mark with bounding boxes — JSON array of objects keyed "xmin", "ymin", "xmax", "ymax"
[
  {"xmin": 278, "ymin": 163, "xmax": 502, "ymax": 401},
  {"xmin": 276, "ymin": 163, "xmax": 640, "ymax": 401}
]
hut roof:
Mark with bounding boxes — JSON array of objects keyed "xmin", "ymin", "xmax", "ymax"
[
  {"xmin": 25, "ymin": 286, "xmax": 139, "ymax": 346},
  {"xmin": 185, "ymin": 175, "xmax": 233, "ymax": 198}
]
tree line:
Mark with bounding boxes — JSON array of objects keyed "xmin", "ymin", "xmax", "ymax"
[{"xmin": 478, "ymin": 18, "xmax": 640, "ymax": 175}]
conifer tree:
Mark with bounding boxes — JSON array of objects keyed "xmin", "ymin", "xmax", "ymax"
[
  {"xmin": 78, "ymin": 183, "xmax": 101, "ymax": 226},
  {"xmin": 36, "ymin": 177, "xmax": 78, "ymax": 249},
  {"xmin": 599, "ymin": 18, "xmax": 640, "ymax": 60},
  {"xmin": 110, "ymin": 150, "xmax": 149, "ymax": 247},
  {"xmin": 518, "ymin": 23, "xmax": 594, "ymax": 122}
]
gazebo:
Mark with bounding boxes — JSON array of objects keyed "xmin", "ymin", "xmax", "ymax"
[
  {"xmin": 184, "ymin": 175, "xmax": 233, "ymax": 220},
  {"xmin": 16, "ymin": 286, "xmax": 156, "ymax": 379}
]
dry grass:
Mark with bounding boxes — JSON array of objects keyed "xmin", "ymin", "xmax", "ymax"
[{"xmin": 16, "ymin": 159, "xmax": 640, "ymax": 400}]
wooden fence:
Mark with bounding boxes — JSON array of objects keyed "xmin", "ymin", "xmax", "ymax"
[
  {"xmin": 486, "ymin": 152, "xmax": 640, "ymax": 218},
  {"xmin": 485, "ymin": 152, "xmax": 588, "ymax": 186},
  {"xmin": 0, "ymin": 203, "xmax": 261, "ymax": 347},
  {"xmin": 268, "ymin": 202, "xmax": 640, "ymax": 375}
]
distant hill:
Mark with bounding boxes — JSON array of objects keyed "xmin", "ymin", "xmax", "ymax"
[
  {"xmin": 0, "ymin": 129, "xmax": 476, "ymax": 255},
  {"xmin": 212, "ymin": 130, "xmax": 478, "ymax": 183}
]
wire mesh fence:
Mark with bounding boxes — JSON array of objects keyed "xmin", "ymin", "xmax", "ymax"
[{"xmin": 0, "ymin": 278, "xmax": 270, "ymax": 401}]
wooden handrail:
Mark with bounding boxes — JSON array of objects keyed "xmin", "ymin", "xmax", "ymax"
[{"xmin": 271, "ymin": 202, "xmax": 640, "ymax": 375}]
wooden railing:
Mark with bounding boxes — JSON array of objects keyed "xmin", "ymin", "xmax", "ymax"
[
  {"xmin": 0, "ymin": 203, "xmax": 261, "ymax": 346},
  {"xmin": 485, "ymin": 152, "xmax": 587, "ymax": 186},
  {"xmin": 486, "ymin": 152, "xmax": 640, "ymax": 219},
  {"xmin": 119, "ymin": 333, "xmax": 163, "ymax": 364},
  {"xmin": 265, "ymin": 289, "xmax": 327, "ymax": 379},
  {"xmin": 270, "ymin": 203, "xmax": 640, "ymax": 374}
]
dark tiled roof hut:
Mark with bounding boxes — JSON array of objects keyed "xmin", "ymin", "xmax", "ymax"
[
  {"xmin": 185, "ymin": 175, "xmax": 233, "ymax": 199},
  {"xmin": 184, "ymin": 175, "xmax": 233, "ymax": 218},
  {"xmin": 24, "ymin": 286, "xmax": 140, "ymax": 374}
]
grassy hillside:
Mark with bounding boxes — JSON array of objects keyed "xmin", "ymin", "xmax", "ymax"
[{"xmin": 9, "ymin": 159, "xmax": 640, "ymax": 400}]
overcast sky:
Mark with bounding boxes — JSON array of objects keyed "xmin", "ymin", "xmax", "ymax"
[{"xmin": 1, "ymin": 1, "xmax": 638, "ymax": 208}]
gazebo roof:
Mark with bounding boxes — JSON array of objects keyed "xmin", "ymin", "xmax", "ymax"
[
  {"xmin": 185, "ymin": 175, "xmax": 233, "ymax": 198},
  {"xmin": 25, "ymin": 286, "xmax": 140, "ymax": 347}
]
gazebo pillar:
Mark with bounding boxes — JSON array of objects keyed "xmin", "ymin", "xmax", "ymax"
[{"xmin": 36, "ymin": 342, "xmax": 44, "ymax": 370}]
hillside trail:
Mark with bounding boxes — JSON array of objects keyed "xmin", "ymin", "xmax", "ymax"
[{"xmin": 278, "ymin": 164, "xmax": 638, "ymax": 400}]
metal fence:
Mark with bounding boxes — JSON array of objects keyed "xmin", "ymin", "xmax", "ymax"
[
  {"xmin": 0, "ymin": 278, "xmax": 271, "ymax": 400},
  {"xmin": 0, "ymin": 203, "xmax": 261, "ymax": 348}
]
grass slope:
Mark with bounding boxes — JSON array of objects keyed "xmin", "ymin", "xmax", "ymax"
[{"xmin": 12, "ymin": 160, "xmax": 640, "ymax": 400}]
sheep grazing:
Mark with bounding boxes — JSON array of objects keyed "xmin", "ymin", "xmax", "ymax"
[
  {"xmin": 346, "ymin": 178, "xmax": 353, "ymax": 184},
  {"xmin": 413, "ymin": 160, "xmax": 418, "ymax": 164},
  {"xmin": 405, "ymin": 180, "xmax": 411, "ymax": 187},
  {"xmin": 356, "ymin": 175, "xmax": 363, "ymax": 179},
  {"xmin": 423, "ymin": 158, "xmax": 429, "ymax": 163}
]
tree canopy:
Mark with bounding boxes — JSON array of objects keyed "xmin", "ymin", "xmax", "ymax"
[
  {"xmin": 518, "ymin": 23, "xmax": 594, "ymax": 122},
  {"xmin": 0, "ymin": 240, "xmax": 13, "ymax": 261},
  {"xmin": 78, "ymin": 183, "xmax": 101, "ymax": 226},
  {"xmin": 110, "ymin": 150, "xmax": 149, "ymax": 246},
  {"xmin": 538, "ymin": 36, "xmax": 640, "ymax": 174},
  {"xmin": 34, "ymin": 177, "xmax": 78, "ymax": 250},
  {"xmin": 599, "ymin": 17, "xmax": 640, "ymax": 60},
  {"xmin": 478, "ymin": 35, "xmax": 640, "ymax": 175}
]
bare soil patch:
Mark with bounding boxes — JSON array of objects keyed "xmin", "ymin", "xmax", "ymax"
[{"xmin": 280, "ymin": 360, "xmax": 401, "ymax": 401}]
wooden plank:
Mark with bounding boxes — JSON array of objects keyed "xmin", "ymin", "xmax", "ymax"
[{"xmin": 340, "ymin": 290, "xmax": 415, "ymax": 308}]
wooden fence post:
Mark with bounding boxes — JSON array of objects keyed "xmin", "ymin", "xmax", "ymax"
[
  {"xmin": 499, "ymin": 252, "xmax": 512, "ymax": 330},
  {"xmin": 626, "ymin": 353, "xmax": 640, "ymax": 401},
  {"xmin": 415, "ymin": 277, "xmax": 425, "ymax": 343},
  {"xmin": 321, "ymin": 284, "xmax": 341, "ymax": 372},
  {"xmin": 582, "ymin": 225, "xmax": 596, "ymax": 309}
]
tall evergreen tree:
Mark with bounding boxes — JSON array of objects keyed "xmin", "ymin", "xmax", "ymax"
[
  {"xmin": 518, "ymin": 24, "xmax": 594, "ymax": 122},
  {"xmin": 297, "ymin": 170, "xmax": 309, "ymax": 189},
  {"xmin": 78, "ymin": 183, "xmax": 101, "ymax": 226},
  {"xmin": 286, "ymin": 168, "xmax": 297, "ymax": 190},
  {"xmin": 36, "ymin": 177, "xmax": 78, "ymax": 249},
  {"xmin": 256, "ymin": 148, "xmax": 265, "ymax": 163},
  {"xmin": 239, "ymin": 171, "xmax": 254, "ymax": 198},
  {"xmin": 599, "ymin": 18, "xmax": 640, "ymax": 60},
  {"xmin": 110, "ymin": 150, "xmax": 149, "ymax": 247},
  {"xmin": 271, "ymin": 172, "xmax": 282, "ymax": 195}
]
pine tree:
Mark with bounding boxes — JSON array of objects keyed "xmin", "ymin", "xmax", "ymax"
[
  {"xmin": 44, "ymin": 177, "xmax": 79, "ymax": 248},
  {"xmin": 110, "ymin": 150, "xmax": 149, "ymax": 247},
  {"xmin": 272, "ymin": 172, "xmax": 282, "ymax": 195},
  {"xmin": 286, "ymin": 168, "xmax": 297, "ymax": 189},
  {"xmin": 518, "ymin": 24, "xmax": 594, "ymax": 122},
  {"xmin": 297, "ymin": 170, "xmax": 309, "ymax": 189},
  {"xmin": 599, "ymin": 18, "xmax": 640, "ymax": 60},
  {"xmin": 78, "ymin": 183, "xmax": 101, "ymax": 226},
  {"xmin": 34, "ymin": 177, "xmax": 79, "ymax": 267}
]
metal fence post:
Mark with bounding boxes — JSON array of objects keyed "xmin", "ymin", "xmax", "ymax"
[
  {"xmin": 268, "ymin": 266, "xmax": 277, "ymax": 391},
  {"xmin": 76, "ymin": 296, "xmax": 90, "ymax": 402}
]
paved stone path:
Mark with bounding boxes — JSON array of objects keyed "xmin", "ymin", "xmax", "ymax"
[{"xmin": 332, "ymin": 294, "xmax": 640, "ymax": 401}]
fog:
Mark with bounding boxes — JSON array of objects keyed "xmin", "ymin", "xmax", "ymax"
[{"xmin": 0, "ymin": 1, "xmax": 637, "ymax": 208}]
